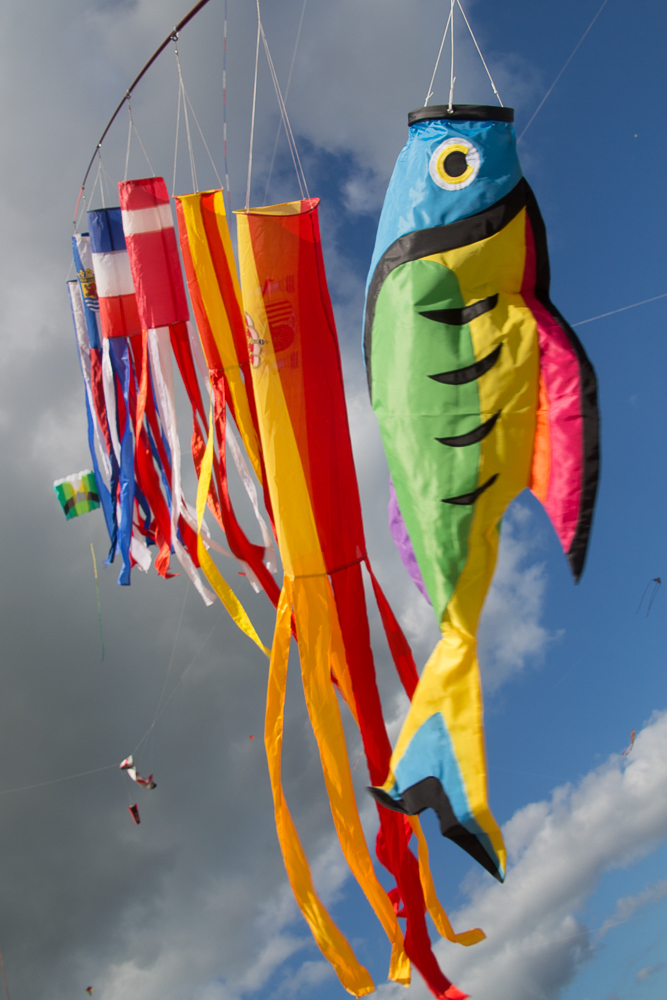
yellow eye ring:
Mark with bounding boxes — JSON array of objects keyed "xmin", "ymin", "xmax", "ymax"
[{"xmin": 429, "ymin": 138, "xmax": 481, "ymax": 191}]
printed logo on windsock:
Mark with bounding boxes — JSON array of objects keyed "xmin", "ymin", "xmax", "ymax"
[
  {"xmin": 72, "ymin": 234, "xmax": 102, "ymax": 351},
  {"xmin": 118, "ymin": 177, "xmax": 189, "ymax": 329},
  {"xmin": 88, "ymin": 208, "xmax": 142, "ymax": 338}
]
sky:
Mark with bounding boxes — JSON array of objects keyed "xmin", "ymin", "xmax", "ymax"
[{"xmin": 0, "ymin": 0, "xmax": 666, "ymax": 999}]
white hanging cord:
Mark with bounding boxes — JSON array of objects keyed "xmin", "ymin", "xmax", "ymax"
[
  {"xmin": 456, "ymin": 0, "xmax": 503, "ymax": 106},
  {"xmin": 260, "ymin": 19, "xmax": 309, "ymax": 199},
  {"xmin": 172, "ymin": 73, "xmax": 183, "ymax": 197},
  {"xmin": 245, "ymin": 5, "xmax": 262, "ymax": 211},
  {"xmin": 572, "ymin": 292, "xmax": 667, "ymax": 327},
  {"xmin": 171, "ymin": 39, "xmax": 221, "ymax": 196},
  {"xmin": 264, "ymin": 0, "xmax": 308, "ymax": 203},
  {"xmin": 518, "ymin": 0, "xmax": 610, "ymax": 142},
  {"xmin": 101, "ymin": 162, "xmax": 115, "ymax": 206},
  {"xmin": 74, "ymin": 183, "xmax": 88, "ymax": 231},
  {"xmin": 222, "ymin": 0, "xmax": 231, "ymax": 210},
  {"xmin": 126, "ymin": 102, "xmax": 155, "ymax": 176},
  {"xmin": 183, "ymin": 90, "xmax": 222, "ymax": 187},
  {"xmin": 173, "ymin": 38, "xmax": 198, "ymax": 192},
  {"xmin": 425, "ymin": 5, "xmax": 453, "ymax": 105},
  {"xmin": 99, "ymin": 161, "xmax": 107, "ymax": 209},
  {"xmin": 89, "ymin": 157, "xmax": 104, "ymax": 209},
  {"xmin": 448, "ymin": 0, "xmax": 456, "ymax": 112},
  {"xmin": 124, "ymin": 100, "xmax": 133, "ymax": 181}
]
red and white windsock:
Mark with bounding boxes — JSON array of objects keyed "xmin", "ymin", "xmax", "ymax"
[
  {"xmin": 118, "ymin": 177, "xmax": 189, "ymax": 328},
  {"xmin": 118, "ymin": 177, "xmax": 215, "ymax": 607}
]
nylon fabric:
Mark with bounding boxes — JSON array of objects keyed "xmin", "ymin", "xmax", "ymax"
[
  {"xmin": 147, "ymin": 328, "xmax": 215, "ymax": 605},
  {"xmin": 264, "ymin": 579, "xmax": 374, "ymax": 997},
  {"xmin": 333, "ymin": 564, "xmax": 479, "ymax": 998},
  {"xmin": 237, "ymin": 199, "xmax": 471, "ymax": 997},
  {"xmin": 365, "ymin": 107, "xmax": 598, "ymax": 886},
  {"xmin": 195, "ymin": 396, "xmax": 269, "ymax": 655},
  {"xmin": 407, "ymin": 817, "xmax": 485, "ymax": 946},
  {"xmin": 175, "ymin": 191, "xmax": 264, "ymax": 483},
  {"xmin": 108, "ymin": 337, "xmax": 135, "ymax": 585},
  {"xmin": 293, "ymin": 574, "xmax": 410, "ymax": 984},
  {"xmin": 68, "ymin": 281, "xmax": 117, "ymax": 557}
]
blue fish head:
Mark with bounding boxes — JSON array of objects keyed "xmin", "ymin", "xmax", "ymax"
[{"xmin": 367, "ymin": 105, "xmax": 522, "ymax": 288}]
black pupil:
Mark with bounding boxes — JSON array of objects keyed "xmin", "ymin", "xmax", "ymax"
[{"xmin": 443, "ymin": 150, "xmax": 468, "ymax": 177}]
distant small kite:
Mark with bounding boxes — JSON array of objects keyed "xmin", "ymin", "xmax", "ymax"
[
  {"xmin": 622, "ymin": 730, "xmax": 636, "ymax": 756},
  {"xmin": 119, "ymin": 755, "xmax": 156, "ymax": 790},
  {"xmin": 128, "ymin": 804, "xmax": 140, "ymax": 825},
  {"xmin": 85, "ymin": 989, "xmax": 93, "ymax": 996},
  {"xmin": 637, "ymin": 578, "xmax": 661, "ymax": 617},
  {"xmin": 53, "ymin": 470, "xmax": 100, "ymax": 520}
]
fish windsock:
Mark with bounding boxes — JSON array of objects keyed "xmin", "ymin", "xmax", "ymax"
[{"xmin": 364, "ymin": 104, "xmax": 599, "ymax": 881}]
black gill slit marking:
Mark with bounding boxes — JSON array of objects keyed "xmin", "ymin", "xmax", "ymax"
[
  {"xmin": 420, "ymin": 293, "xmax": 499, "ymax": 327},
  {"xmin": 436, "ymin": 411, "xmax": 501, "ymax": 448},
  {"xmin": 429, "ymin": 343, "xmax": 502, "ymax": 385},
  {"xmin": 442, "ymin": 473, "xmax": 498, "ymax": 506}
]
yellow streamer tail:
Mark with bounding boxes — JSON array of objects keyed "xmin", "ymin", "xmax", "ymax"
[{"xmin": 196, "ymin": 401, "xmax": 269, "ymax": 657}]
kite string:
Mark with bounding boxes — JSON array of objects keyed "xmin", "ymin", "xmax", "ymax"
[
  {"xmin": 90, "ymin": 541, "xmax": 105, "ymax": 662},
  {"xmin": 151, "ymin": 585, "xmax": 188, "ymax": 741},
  {"xmin": 0, "ymin": 611, "xmax": 225, "ymax": 797},
  {"xmin": 646, "ymin": 583, "xmax": 661, "ymax": 617},
  {"xmin": 0, "ymin": 940, "xmax": 10, "ymax": 1000},
  {"xmin": 573, "ymin": 292, "xmax": 667, "ymax": 327},
  {"xmin": 263, "ymin": 0, "xmax": 308, "ymax": 203},
  {"xmin": 0, "ymin": 764, "xmax": 117, "ymax": 797},
  {"xmin": 131, "ymin": 611, "xmax": 224, "ymax": 757},
  {"xmin": 245, "ymin": 4, "xmax": 262, "ymax": 210},
  {"xmin": 518, "ymin": 0, "xmax": 611, "ymax": 142}
]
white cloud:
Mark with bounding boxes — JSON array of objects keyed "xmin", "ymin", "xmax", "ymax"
[
  {"xmin": 478, "ymin": 501, "xmax": 556, "ymax": 691},
  {"xmin": 273, "ymin": 960, "xmax": 334, "ymax": 997},
  {"xmin": 421, "ymin": 711, "xmax": 667, "ymax": 1000},
  {"xmin": 635, "ymin": 962, "xmax": 664, "ymax": 983},
  {"xmin": 370, "ymin": 711, "xmax": 667, "ymax": 1000},
  {"xmin": 596, "ymin": 876, "xmax": 667, "ymax": 941}
]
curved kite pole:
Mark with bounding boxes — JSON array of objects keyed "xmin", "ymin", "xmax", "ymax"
[{"xmin": 73, "ymin": 0, "xmax": 213, "ymax": 224}]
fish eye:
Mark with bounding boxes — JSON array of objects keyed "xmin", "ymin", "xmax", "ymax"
[{"xmin": 429, "ymin": 138, "xmax": 481, "ymax": 191}]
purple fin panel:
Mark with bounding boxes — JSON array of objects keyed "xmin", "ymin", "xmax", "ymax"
[{"xmin": 388, "ymin": 478, "xmax": 431, "ymax": 605}]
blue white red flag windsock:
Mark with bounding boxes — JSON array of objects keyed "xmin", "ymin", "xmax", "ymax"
[{"xmin": 88, "ymin": 208, "xmax": 142, "ymax": 339}]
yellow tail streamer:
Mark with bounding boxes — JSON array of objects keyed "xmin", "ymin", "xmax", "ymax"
[
  {"xmin": 292, "ymin": 575, "xmax": 410, "ymax": 987},
  {"xmin": 265, "ymin": 578, "xmax": 375, "ymax": 997},
  {"xmin": 196, "ymin": 402, "xmax": 270, "ymax": 657},
  {"xmin": 408, "ymin": 817, "xmax": 486, "ymax": 947}
]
